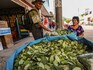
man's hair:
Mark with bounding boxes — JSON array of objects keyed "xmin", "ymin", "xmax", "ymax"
[{"xmin": 72, "ymin": 16, "xmax": 79, "ymax": 22}]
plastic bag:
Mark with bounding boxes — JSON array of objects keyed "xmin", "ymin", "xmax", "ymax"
[{"xmin": 77, "ymin": 53, "xmax": 93, "ymax": 70}]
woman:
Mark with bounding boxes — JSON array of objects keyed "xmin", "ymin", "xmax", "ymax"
[{"xmin": 68, "ymin": 16, "xmax": 84, "ymax": 37}]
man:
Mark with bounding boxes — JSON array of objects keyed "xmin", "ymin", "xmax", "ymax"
[{"xmin": 28, "ymin": 0, "xmax": 51, "ymax": 40}]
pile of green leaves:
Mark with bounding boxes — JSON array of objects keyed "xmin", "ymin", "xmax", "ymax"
[
  {"xmin": 56, "ymin": 29, "xmax": 72, "ymax": 35},
  {"xmin": 14, "ymin": 39, "xmax": 88, "ymax": 70},
  {"xmin": 46, "ymin": 29, "xmax": 73, "ymax": 36}
]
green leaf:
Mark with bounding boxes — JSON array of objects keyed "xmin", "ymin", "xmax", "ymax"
[
  {"xmin": 50, "ymin": 55, "xmax": 54, "ymax": 63},
  {"xmin": 19, "ymin": 59, "xmax": 24, "ymax": 65},
  {"xmin": 41, "ymin": 56, "xmax": 48, "ymax": 64},
  {"xmin": 38, "ymin": 63, "xmax": 44, "ymax": 69},
  {"xmin": 27, "ymin": 51, "xmax": 31, "ymax": 55},
  {"xmin": 24, "ymin": 60, "xmax": 30, "ymax": 65},
  {"xmin": 24, "ymin": 64, "xmax": 30, "ymax": 70},
  {"xmin": 63, "ymin": 65, "xmax": 69, "ymax": 70},
  {"xmin": 18, "ymin": 66, "xmax": 21, "ymax": 70},
  {"xmin": 55, "ymin": 55, "xmax": 60, "ymax": 63},
  {"xmin": 45, "ymin": 65, "xmax": 51, "ymax": 70},
  {"xmin": 53, "ymin": 60, "xmax": 58, "ymax": 66},
  {"xmin": 73, "ymin": 67, "xmax": 81, "ymax": 70},
  {"xmin": 27, "ymin": 46, "xmax": 32, "ymax": 50},
  {"xmin": 37, "ymin": 58, "xmax": 41, "ymax": 61}
]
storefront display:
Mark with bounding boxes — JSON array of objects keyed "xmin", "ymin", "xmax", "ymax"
[
  {"xmin": 0, "ymin": 7, "xmax": 29, "ymax": 41},
  {"xmin": 0, "ymin": 21, "xmax": 8, "ymax": 28},
  {"xmin": 0, "ymin": 0, "xmax": 50, "ymax": 43}
]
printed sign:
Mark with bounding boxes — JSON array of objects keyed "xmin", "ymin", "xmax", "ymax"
[{"xmin": 0, "ymin": 28, "xmax": 11, "ymax": 36}]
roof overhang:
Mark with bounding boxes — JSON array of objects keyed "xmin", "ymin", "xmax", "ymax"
[
  {"xmin": 0, "ymin": 0, "xmax": 21, "ymax": 9},
  {"xmin": 11, "ymin": 0, "xmax": 26, "ymax": 8},
  {"xmin": 11, "ymin": 0, "xmax": 33, "ymax": 10},
  {"xmin": 12, "ymin": 0, "xmax": 50, "ymax": 16}
]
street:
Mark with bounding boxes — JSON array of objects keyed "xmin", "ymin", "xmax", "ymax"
[
  {"xmin": 0, "ymin": 36, "xmax": 34, "ymax": 70},
  {"xmin": 82, "ymin": 25, "xmax": 93, "ymax": 41}
]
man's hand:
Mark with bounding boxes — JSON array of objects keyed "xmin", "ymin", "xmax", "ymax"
[{"xmin": 38, "ymin": 22, "xmax": 52, "ymax": 32}]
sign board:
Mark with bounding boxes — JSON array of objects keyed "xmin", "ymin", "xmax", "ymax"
[
  {"xmin": 0, "ymin": 28, "xmax": 11, "ymax": 36},
  {"xmin": 0, "ymin": 21, "xmax": 8, "ymax": 28}
]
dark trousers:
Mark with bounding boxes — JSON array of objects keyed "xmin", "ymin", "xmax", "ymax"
[{"xmin": 31, "ymin": 28, "xmax": 43, "ymax": 40}]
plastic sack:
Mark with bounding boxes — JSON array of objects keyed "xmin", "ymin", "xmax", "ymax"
[
  {"xmin": 77, "ymin": 53, "xmax": 93, "ymax": 70},
  {"xmin": 77, "ymin": 37, "xmax": 93, "ymax": 51},
  {"xmin": 6, "ymin": 33, "xmax": 93, "ymax": 70}
]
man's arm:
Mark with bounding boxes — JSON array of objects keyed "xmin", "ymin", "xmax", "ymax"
[
  {"xmin": 79, "ymin": 26, "xmax": 84, "ymax": 37},
  {"xmin": 29, "ymin": 10, "xmax": 52, "ymax": 32},
  {"xmin": 38, "ymin": 21, "xmax": 52, "ymax": 32}
]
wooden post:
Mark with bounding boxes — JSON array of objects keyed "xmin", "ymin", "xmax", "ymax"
[{"xmin": 55, "ymin": 0, "xmax": 63, "ymax": 29}]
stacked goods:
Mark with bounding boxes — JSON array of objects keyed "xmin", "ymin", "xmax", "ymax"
[
  {"xmin": 45, "ymin": 29, "xmax": 73, "ymax": 36},
  {"xmin": 14, "ymin": 39, "xmax": 88, "ymax": 70}
]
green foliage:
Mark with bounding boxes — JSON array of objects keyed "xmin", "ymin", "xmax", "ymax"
[
  {"xmin": 14, "ymin": 39, "xmax": 88, "ymax": 70},
  {"xmin": 46, "ymin": 29, "xmax": 73, "ymax": 36},
  {"xmin": 63, "ymin": 17, "xmax": 71, "ymax": 23}
]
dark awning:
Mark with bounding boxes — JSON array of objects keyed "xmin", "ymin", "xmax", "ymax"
[{"xmin": 0, "ymin": 0, "xmax": 21, "ymax": 9}]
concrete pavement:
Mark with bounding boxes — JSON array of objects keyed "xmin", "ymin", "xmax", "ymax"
[
  {"xmin": 84, "ymin": 30, "xmax": 93, "ymax": 41},
  {"xmin": 82, "ymin": 25, "xmax": 93, "ymax": 41},
  {"xmin": 0, "ymin": 36, "xmax": 34, "ymax": 70},
  {"xmin": 82, "ymin": 25, "xmax": 93, "ymax": 30}
]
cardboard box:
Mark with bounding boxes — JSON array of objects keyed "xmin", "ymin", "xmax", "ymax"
[
  {"xmin": 0, "ymin": 21, "xmax": 8, "ymax": 28},
  {"xmin": 4, "ymin": 35, "xmax": 14, "ymax": 48},
  {"xmin": 0, "ymin": 35, "xmax": 14, "ymax": 49}
]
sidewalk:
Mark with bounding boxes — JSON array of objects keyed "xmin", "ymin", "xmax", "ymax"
[
  {"xmin": 0, "ymin": 36, "xmax": 34, "ymax": 70},
  {"xmin": 82, "ymin": 25, "xmax": 93, "ymax": 30},
  {"xmin": 84, "ymin": 30, "xmax": 93, "ymax": 41},
  {"xmin": 82, "ymin": 25, "xmax": 93, "ymax": 41}
]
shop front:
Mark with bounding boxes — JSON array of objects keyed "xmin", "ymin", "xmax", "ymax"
[
  {"xmin": 0, "ymin": 0, "xmax": 30, "ymax": 50},
  {"xmin": 0, "ymin": 0, "xmax": 52, "ymax": 50}
]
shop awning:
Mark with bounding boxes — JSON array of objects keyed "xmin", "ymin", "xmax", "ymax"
[
  {"xmin": 0, "ymin": 0, "xmax": 21, "ymax": 9},
  {"xmin": 11, "ymin": 0, "xmax": 27, "ymax": 8},
  {"xmin": 12, "ymin": 0, "xmax": 50, "ymax": 16}
]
